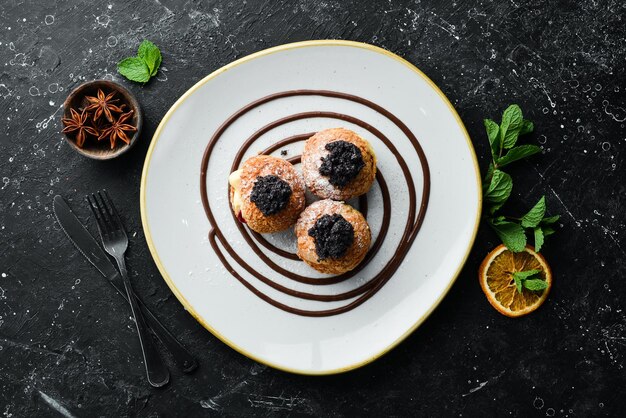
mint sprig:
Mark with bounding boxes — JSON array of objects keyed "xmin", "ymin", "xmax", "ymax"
[
  {"xmin": 482, "ymin": 105, "xmax": 559, "ymax": 252},
  {"xmin": 118, "ymin": 40, "xmax": 162, "ymax": 83},
  {"xmin": 511, "ymin": 269, "xmax": 548, "ymax": 293}
]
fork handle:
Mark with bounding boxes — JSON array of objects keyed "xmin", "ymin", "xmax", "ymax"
[
  {"xmin": 135, "ymin": 294, "xmax": 198, "ymax": 373},
  {"xmin": 116, "ymin": 256, "xmax": 170, "ymax": 388},
  {"xmin": 104, "ymin": 271, "xmax": 197, "ymax": 373}
]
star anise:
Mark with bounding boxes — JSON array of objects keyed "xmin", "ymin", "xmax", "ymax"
[
  {"xmin": 84, "ymin": 89, "xmax": 124, "ymax": 122},
  {"xmin": 98, "ymin": 110, "xmax": 137, "ymax": 149},
  {"xmin": 61, "ymin": 108, "xmax": 98, "ymax": 148}
]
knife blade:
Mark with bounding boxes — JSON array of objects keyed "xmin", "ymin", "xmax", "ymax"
[
  {"xmin": 52, "ymin": 195, "xmax": 198, "ymax": 373},
  {"xmin": 53, "ymin": 195, "xmax": 121, "ymax": 282}
]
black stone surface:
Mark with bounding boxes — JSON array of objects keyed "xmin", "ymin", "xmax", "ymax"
[{"xmin": 0, "ymin": 1, "xmax": 624, "ymax": 416}]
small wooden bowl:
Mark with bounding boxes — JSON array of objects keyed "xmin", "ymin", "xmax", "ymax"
[{"xmin": 62, "ymin": 80, "xmax": 142, "ymax": 160}]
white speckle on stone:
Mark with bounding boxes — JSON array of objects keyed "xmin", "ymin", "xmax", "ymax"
[{"xmin": 95, "ymin": 14, "xmax": 111, "ymax": 28}]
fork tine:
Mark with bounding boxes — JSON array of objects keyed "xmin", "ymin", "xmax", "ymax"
[
  {"xmin": 88, "ymin": 193, "xmax": 110, "ymax": 236},
  {"xmin": 101, "ymin": 190, "xmax": 125, "ymax": 233},
  {"xmin": 95, "ymin": 191, "xmax": 116, "ymax": 232},
  {"xmin": 88, "ymin": 194, "xmax": 105, "ymax": 234}
]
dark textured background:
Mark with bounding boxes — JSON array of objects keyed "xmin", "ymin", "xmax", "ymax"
[{"xmin": 1, "ymin": 0, "xmax": 625, "ymax": 416}]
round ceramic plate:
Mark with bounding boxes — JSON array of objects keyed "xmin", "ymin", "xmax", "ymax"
[{"xmin": 141, "ymin": 40, "xmax": 481, "ymax": 374}]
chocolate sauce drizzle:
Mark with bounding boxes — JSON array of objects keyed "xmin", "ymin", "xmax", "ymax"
[{"xmin": 200, "ymin": 90, "xmax": 430, "ymax": 317}]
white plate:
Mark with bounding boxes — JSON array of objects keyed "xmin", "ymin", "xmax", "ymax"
[{"xmin": 140, "ymin": 40, "xmax": 481, "ymax": 374}]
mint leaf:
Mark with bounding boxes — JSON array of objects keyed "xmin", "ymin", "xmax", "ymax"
[
  {"xmin": 520, "ymin": 119, "xmax": 534, "ymax": 135},
  {"xmin": 524, "ymin": 279, "xmax": 548, "ymax": 292},
  {"xmin": 484, "ymin": 119, "xmax": 500, "ymax": 158},
  {"xmin": 539, "ymin": 215, "xmax": 559, "ymax": 243},
  {"xmin": 485, "ymin": 170, "xmax": 513, "ymax": 213},
  {"xmin": 534, "ymin": 227, "xmax": 544, "ymax": 252},
  {"xmin": 492, "ymin": 215, "xmax": 507, "ymax": 225},
  {"xmin": 512, "ymin": 269, "xmax": 541, "ymax": 293},
  {"xmin": 117, "ymin": 57, "xmax": 150, "ymax": 83},
  {"xmin": 502, "ymin": 126, "xmax": 521, "ymax": 149},
  {"xmin": 497, "ymin": 144, "xmax": 542, "ymax": 167},
  {"xmin": 500, "ymin": 105, "xmax": 524, "ymax": 149},
  {"xmin": 514, "ymin": 269, "xmax": 541, "ymax": 279},
  {"xmin": 138, "ymin": 40, "xmax": 162, "ymax": 76},
  {"xmin": 541, "ymin": 215, "xmax": 560, "ymax": 225},
  {"xmin": 542, "ymin": 226, "xmax": 556, "ymax": 237},
  {"xmin": 521, "ymin": 196, "xmax": 546, "ymax": 228},
  {"xmin": 483, "ymin": 163, "xmax": 495, "ymax": 193},
  {"xmin": 490, "ymin": 220, "xmax": 526, "ymax": 252}
]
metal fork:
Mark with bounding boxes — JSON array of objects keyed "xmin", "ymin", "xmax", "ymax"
[{"xmin": 87, "ymin": 190, "xmax": 170, "ymax": 388}]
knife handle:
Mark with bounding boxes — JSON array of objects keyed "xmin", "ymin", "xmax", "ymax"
[{"xmin": 135, "ymin": 295, "xmax": 199, "ymax": 373}]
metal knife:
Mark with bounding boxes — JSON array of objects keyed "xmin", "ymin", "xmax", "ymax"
[{"xmin": 52, "ymin": 195, "xmax": 198, "ymax": 373}]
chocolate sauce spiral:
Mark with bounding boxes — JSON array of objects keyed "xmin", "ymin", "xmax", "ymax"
[{"xmin": 200, "ymin": 90, "xmax": 430, "ymax": 317}]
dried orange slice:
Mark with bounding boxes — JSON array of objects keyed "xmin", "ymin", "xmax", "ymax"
[{"xmin": 479, "ymin": 245, "xmax": 552, "ymax": 317}]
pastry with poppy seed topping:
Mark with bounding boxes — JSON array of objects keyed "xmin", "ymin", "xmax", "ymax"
[
  {"xmin": 301, "ymin": 128, "xmax": 377, "ymax": 201},
  {"xmin": 295, "ymin": 199, "xmax": 371, "ymax": 274},
  {"xmin": 229, "ymin": 155, "xmax": 306, "ymax": 233}
]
